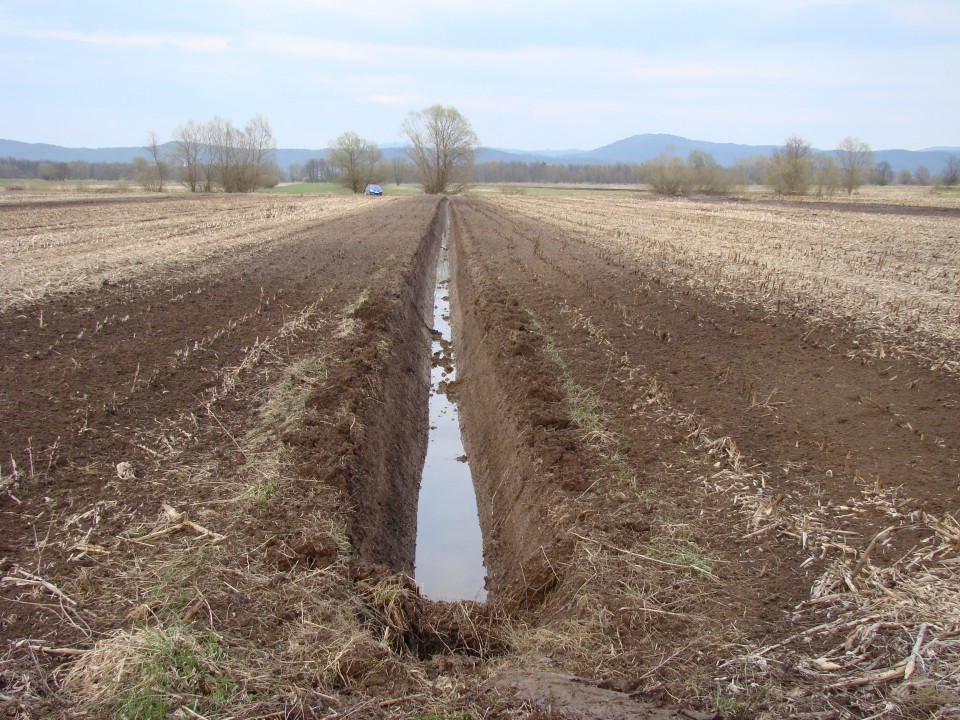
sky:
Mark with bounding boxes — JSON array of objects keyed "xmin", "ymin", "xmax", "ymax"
[{"xmin": 1, "ymin": 0, "xmax": 958, "ymax": 153}]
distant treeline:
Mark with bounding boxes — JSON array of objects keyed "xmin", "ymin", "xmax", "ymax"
[
  {"xmin": 4, "ymin": 150, "xmax": 957, "ymax": 195},
  {"xmin": 471, "ymin": 155, "xmax": 751, "ymax": 193},
  {"xmin": 0, "ymin": 157, "xmax": 135, "ymax": 181},
  {"xmin": 471, "ymin": 154, "xmax": 950, "ymax": 191}
]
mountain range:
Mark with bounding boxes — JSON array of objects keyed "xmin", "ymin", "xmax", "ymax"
[{"xmin": 1, "ymin": 134, "xmax": 957, "ymax": 174}]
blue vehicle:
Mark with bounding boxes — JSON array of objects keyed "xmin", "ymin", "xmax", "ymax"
[{"xmin": 364, "ymin": 183, "xmax": 383, "ymax": 196}]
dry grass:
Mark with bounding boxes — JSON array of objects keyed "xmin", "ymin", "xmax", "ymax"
[
  {"xmin": 490, "ymin": 192, "xmax": 960, "ymax": 373},
  {"xmin": 496, "ymin": 223, "xmax": 960, "ymax": 717},
  {"xmin": 0, "ymin": 194, "xmax": 392, "ymax": 311}
]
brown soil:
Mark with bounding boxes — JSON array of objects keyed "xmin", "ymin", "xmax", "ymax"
[
  {"xmin": 1, "ymin": 191, "xmax": 958, "ymax": 719},
  {"xmin": 446, "ymin": 195, "xmax": 960, "ymax": 717}
]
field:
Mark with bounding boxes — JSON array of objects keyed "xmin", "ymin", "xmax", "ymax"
[{"xmin": 1, "ymin": 188, "xmax": 959, "ymax": 719}]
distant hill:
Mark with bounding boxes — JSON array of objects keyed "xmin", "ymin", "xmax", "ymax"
[
  {"xmin": 871, "ymin": 148, "xmax": 955, "ymax": 174},
  {"xmin": 558, "ymin": 133, "xmax": 778, "ymax": 166},
  {"xmin": 1, "ymin": 134, "xmax": 956, "ymax": 174},
  {"xmin": 0, "ymin": 138, "xmax": 152, "ymax": 163}
]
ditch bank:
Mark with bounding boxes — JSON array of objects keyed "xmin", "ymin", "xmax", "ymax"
[
  {"xmin": 446, "ymin": 201, "xmax": 598, "ymax": 609},
  {"xmin": 290, "ymin": 198, "xmax": 442, "ymax": 573},
  {"xmin": 294, "ymin": 195, "xmax": 584, "ymax": 610}
]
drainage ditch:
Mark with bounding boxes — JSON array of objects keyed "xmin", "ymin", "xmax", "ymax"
[
  {"xmin": 414, "ymin": 206, "xmax": 487, "ymax": 602},
  {"xmin": 342, "ymin": 198, "xmax": 558, "ymax": 610}
]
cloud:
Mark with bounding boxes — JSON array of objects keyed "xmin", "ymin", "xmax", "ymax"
[
  {"xmin": 219, "ymin": 0, "xmax": 566, "ymax": 26},
  {"xmin": 891, "ymin": 2, "xmax": 960, "ymax": 31},
  {"xmin": 368, "ymin": 94, "xmax": 422, "ymax": 106},
  {"xmin": 21, "ymin": 28, "xmax": 230, "ymax": 52}
]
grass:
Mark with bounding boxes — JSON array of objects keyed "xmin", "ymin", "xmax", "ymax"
[
  {"xmin": 526, "ymin": 311, "xmax": 610, "ymax": 440},
  {"xmin": 337, "ymin": 289, "xmax": 370, "ymax": 337},
  {"xmin": 341, "ymin": 288, "xmax": 371, "ymax": 316},
  {"xmin": 63, "ymin": 623, "xmax": 243, "ymax": 719},
  {"xmin": 259, "ymin": 357, "xmax": 328, "ymax": 439}
]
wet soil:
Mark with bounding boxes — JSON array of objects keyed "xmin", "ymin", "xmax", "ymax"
[
  {"xmin": 2, "ymin": 191, "xmax": 958, "ymax": 719},
  {"xmin": 0, "ymin": 195, "xmax": 446, "ymax": 714}
]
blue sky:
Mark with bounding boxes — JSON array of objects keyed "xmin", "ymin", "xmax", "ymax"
[{"xmin": 1, "ymin": 0, "xmax": 957, "ymax": 152}]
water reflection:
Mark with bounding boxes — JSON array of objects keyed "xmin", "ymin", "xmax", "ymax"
[{"xmin": 414, "ymin": 223, "xmax": 486, "ymax": 602}]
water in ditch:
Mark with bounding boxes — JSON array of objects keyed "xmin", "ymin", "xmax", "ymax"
[{"xmin": 414, "ymin": 217, "xmax": 487, "ymax": 602}]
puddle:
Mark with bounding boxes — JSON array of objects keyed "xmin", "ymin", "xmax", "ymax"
[{"xmin": 414, "ymin": 212, "xmax": 487, "ymax": 602}]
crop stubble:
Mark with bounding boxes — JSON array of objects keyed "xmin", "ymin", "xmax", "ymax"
[
  {"xmin": 452, "ymin": 193, "xmax": 960, "ymax": 717},
  {"xmin": 0, "ymin": 190, "xmax": 958, "ymax": 718}
]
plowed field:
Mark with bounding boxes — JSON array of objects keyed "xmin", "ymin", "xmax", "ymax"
[{"xmin": 1, "ymin": 190, "xmax": 958, "ymax": 719}]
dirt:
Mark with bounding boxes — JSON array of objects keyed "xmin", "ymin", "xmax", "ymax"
[
  {"xmin": 1, "ymin": 191, "xmax": 958, "ymax": 719},
  {"xmin": 706, "ymin": 194, "xmax": 960, "ymax": 219}
]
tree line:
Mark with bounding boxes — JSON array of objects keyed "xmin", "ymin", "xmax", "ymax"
[
  {"xmin": 1, "ymin": 116, "xmax": 281, "ymax": 193},
  {"xmin": 0, "ymin": 158, "xmax": 133, "ymax": 182},
  {"xmin": 317, "ymin": 126, "xmax": 957, "ymax": 197},
  {"xmin": 469, "ymin": 139, "xmax": 955, "ymax": 196},
  {"xmin": 141, "ymin": 116, "xmax": 279, "ymax": 193},
  {"xmin": 4, "ymin": 118, "xmax": 958, "ymax": 196}
]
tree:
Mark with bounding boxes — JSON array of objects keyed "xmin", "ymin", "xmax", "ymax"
[
  {"xmin": 304, "ymin": 158, "xmax": 328, "ymax": 183},
  {"xmin": 145, "ymin": 130, "xmax": 168, "ymax": 192},
  {"xmin": 640, "ymin": 151, "xmax": 736, "ymax": 197},
  {"xmin": 731, "ymin": 156, "xmax": 767, "ymax": 185},
  {"xmin": 814, "ymin": 155, "xmax": 840, "ymax": 196},
  {"xmin": 897, "ymin": 169, "xmax": 913, "ymax": 185},
  {"xmin": 942, "ymin": 155, "xmax": 960, "ymax": 186},
  {"xmin": 765, "ymin": 136, "xmax": 814, "ymax": 195},
  {"xmin": 645, "ymin": 154, "xmax": 686, "ymax": 196},
  {"xmin": 836, "ymin": 137, "xmax": 872, "ymax": 195},
  {"xmin": 390, "ymin": 156, "xmax": 410, "ymax": 186},
  {"xmin": 172, "ymin": 120, "xmax": 204, "ymax": 192},
  {"xmin": 873, "ymin": 160, "xmax": 894, "ymax": 186},
  {"xmin": 401, "ymin": 105, "xmax": 479, "ymax": 194},
  {"xmin": 203, "ymin": 115, "xmax": 278, "ymax": 192},
  {"xmin": 914, "ymin": 165, "xmax": 931, "ymax": 185},
  {"xmin": 240, "ymin": 115, "xmax": 277, "ymax": 191},
  {"xmin": 328, "ymin": 132, "xmax": 381, "ymax": 193},
  {"xmin": 133, "ymin": 157, "xmax": 157, "ymax": 191},
  {"xmin": 35, "ymin": 161, "xmax": 68, "ymax": 181}
]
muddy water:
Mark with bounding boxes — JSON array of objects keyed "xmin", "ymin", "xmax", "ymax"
[{"xmin": 414, "ymin": 211, "xmax": 487, "ymax": 602}]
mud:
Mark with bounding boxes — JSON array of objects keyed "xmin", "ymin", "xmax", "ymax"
[{"xmin": 2, "ymin": 191, "xmax": 958, "ymax": 719}]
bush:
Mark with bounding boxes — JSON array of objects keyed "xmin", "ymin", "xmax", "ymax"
[{"xmin": 643, "ymin": 152, "xmax": 738, "ymax": 197}]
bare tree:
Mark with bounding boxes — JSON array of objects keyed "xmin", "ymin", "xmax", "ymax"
[
  {"xmin": 203, "ymin": 115, "xmax": 278, "ymax": 192},
  {"xmin": 836, "ymin": 137, "xmax": 873, "ymax": 195},
  {"xmin": 287, "ymin": 162, "xmax": 303, "ymax": 183},
  {"xmin": 401, "ymin": 105, "xmax": 479, "ymax": 194},
  {"xmin": 145, "ymin": 130, "xmax": 168, "ymax": 192},
  {"xmin": 914, "ymin": 165, "xmax": 931, "ymax": 186},
  {"xmin": 241, "ymin": 114, "xmax": 277, "ymax": 191},
  {"xmin": 942, "ymin": 155, "xmax": 960, "ymax": 186},
  {"xmin": 814, "ymin": 155, "xmax": 840, "ymax": 196},
  {"xmin": 205, "ymin": 116, "xmax": 235, "ymax": 191},
  {"xmin": 765, "ymin": 136, "xmax": 814, "ymax": 195},
  {"xmin": 172, "ymin": 120, "xmax": 205, "ymax": 192},
  {"xmin": 304, "ymin": 158, "xmax": 328, "ymax": 183},
  {"xmin": 390, "ymin": 156, "xmax": 410, "ymax": 186},
  {"xmin": 132, "ymin": 157, "xmax": 156, "ymax": 191},
  {"xmin": 645, "ymin": 154, "xmax": 686, "ymax": 196},
  {"xmin": 328, "ymin": 132, "xmax": 381, "ymax": 193}
]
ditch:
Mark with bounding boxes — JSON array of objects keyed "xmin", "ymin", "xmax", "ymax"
[{"xmin": 414, "ymin": 206, "xmax": 487, "ymax": 601}]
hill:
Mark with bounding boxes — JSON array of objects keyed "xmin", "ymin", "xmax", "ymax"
[{"xmin": 1, "ymin": 135, "xmax": 955, "ymax": 174}]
